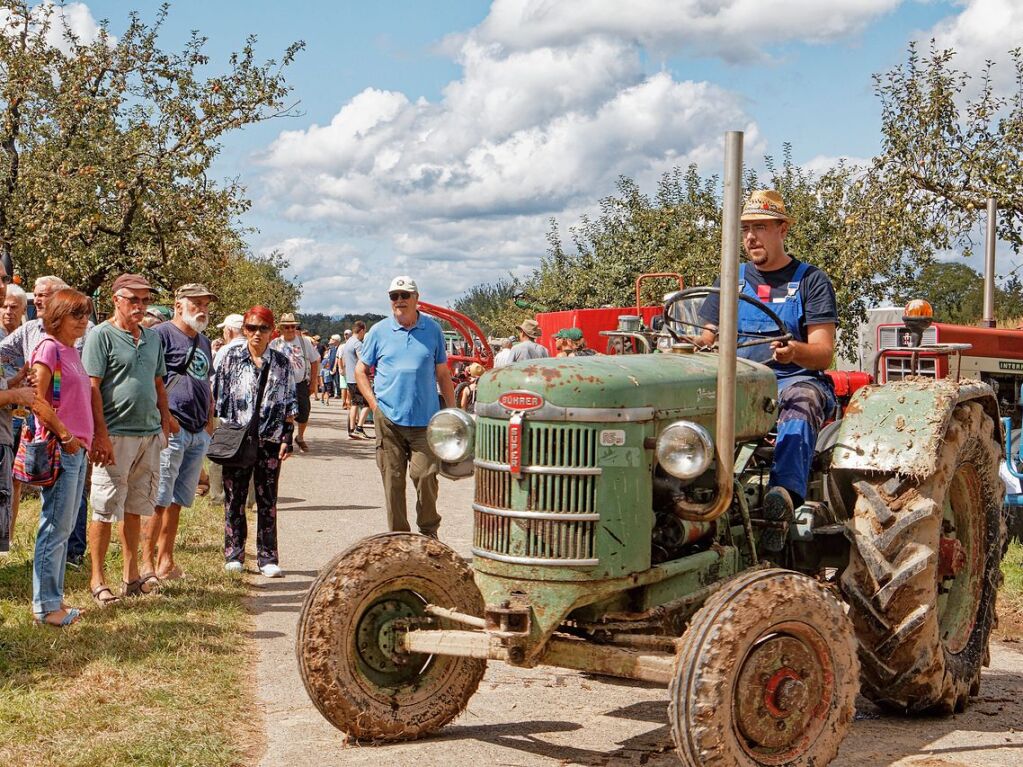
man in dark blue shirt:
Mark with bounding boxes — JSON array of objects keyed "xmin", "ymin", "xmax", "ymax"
[
  {"xmin": 141, "ymin": 283, "xmax": 216, "ymax": 580},
  {"xmin": 698, "ymin": 190, "xmax": 838, "ymax": 550}
]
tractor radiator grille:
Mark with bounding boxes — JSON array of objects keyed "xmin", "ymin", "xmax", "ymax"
[{"xmin": 472, "ymin": 419, "xmax": 601, "ymax": 566}]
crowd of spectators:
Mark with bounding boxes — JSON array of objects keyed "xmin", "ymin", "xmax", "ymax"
[{"xmin": 1, "ymin": 265, "xmax": 598, "ymax": 629}]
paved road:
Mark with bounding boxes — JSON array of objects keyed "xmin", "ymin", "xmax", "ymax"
[{"xmin": 251, "ymin": 404, "xmax": 1023, "ymax": 767}]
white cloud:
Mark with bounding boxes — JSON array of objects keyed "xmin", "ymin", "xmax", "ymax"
[
  {"xmin": 259, "ymin": 0, "xmax": 914, "ymax": 314},
  {"xmin": 924, "ymin": 0, "xmax": 1023, "ymax": 89},
  {"xmin": 474, "ymin": 0, "xmax": 903, "ymax": 63},
  {"xmin": 800, "ymin": 154, "xmax": 871, "ymax": 175},
  {"xmin": 0, "ymin": 2, "xmax": 108, "ymax": 54}
]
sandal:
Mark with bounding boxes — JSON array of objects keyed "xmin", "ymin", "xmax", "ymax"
[
  {"xmin": 34, "ymin": 607, "xmax": 81, "ymax": 628},
  {"xmin": 91, "ymin": 585, "xmax": 121, "ymax": 608},
  {"xmin": 123, "ymin": 573, "xmax": 161, "ymax": 597}
]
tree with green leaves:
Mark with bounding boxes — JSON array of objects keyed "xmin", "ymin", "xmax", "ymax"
[
  {"xmin": 0, "ymin": 1, "xmax": 303, "ymax": 305},
  {"xmin": 866, "ymin": 41, "xmax": 1022, "ymax": 256}
]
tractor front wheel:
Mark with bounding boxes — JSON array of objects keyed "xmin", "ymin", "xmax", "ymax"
[
  {"xmin": 296, "ymin": 533, "xmax": 486, "ymax": 742},
  {"xmin": 669, "ymin": 568, "xmax": 858, "ymax": 767}
]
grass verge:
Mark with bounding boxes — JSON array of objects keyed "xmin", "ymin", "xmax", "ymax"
[
  {"xmin": 0, "ymin": 493, "xmax": 259, "ymax": 767},
  {"xmin": 998, "ymin": 540, "xmax": 1023, "ymax": 640}
]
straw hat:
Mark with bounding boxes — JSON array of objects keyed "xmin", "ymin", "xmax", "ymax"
[
  {"xmin": 741, "ymin": 190, "xmax": 792, "ymax": 222},
  {"xmin": 466, "ymin": 362, "xmax": 486, "ymax": 378}
]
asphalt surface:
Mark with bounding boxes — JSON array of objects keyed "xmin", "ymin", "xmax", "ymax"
[{"xmin": 250, "ymin": 403, "xmax": 1023, "ymax": 767}]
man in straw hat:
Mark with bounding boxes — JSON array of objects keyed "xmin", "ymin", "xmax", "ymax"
[
  {"xmin": 508, "ymin": 318, "xmax": 549, "ymax": 362},
  {"xmin": 697, "ymin": 189, "xmax": 838, "ymax": 551},
  {"xmin": 269, "ymin": 312, "xmax": 319, "ymax": 451}
]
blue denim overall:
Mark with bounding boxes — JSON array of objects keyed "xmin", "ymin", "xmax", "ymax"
[{"xmin": 737, "ymin": 262, "xmax": 836, "ymax": 502}]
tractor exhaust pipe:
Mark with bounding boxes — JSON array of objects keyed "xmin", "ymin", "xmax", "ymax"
[
  {"xmin": 675, "ymin": 131, "xmax": 742, "ymax": 522},
  {"xmin": 981, "ymin": 197, "xmax": 997, "ymax": 328}
]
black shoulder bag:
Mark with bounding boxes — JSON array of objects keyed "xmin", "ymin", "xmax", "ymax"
[{"xmin": 207, "ymin": 359, "xmax": 271, "ymax": 468}]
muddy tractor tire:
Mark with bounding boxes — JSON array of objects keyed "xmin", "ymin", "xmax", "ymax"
[
  {"xmin": 295, "ymin": 533, "xmax": 486, "ymax": 742},
  {"xmin": 841, "ymin": 400, "xmax": 1006, "ymax": 713},
  {"xmin": 669, "ymin": 568, "xmax": 858, "ymax": 767}
]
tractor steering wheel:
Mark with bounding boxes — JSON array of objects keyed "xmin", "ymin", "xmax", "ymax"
[{"xmin": 661, "ymin": 287, "xmax": 792, "ymax": 350}]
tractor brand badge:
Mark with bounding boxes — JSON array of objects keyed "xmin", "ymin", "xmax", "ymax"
[
  {"xmin": 508, "ymin": 413, "xmax": 524, "ymax": 477},
  {"xmin": 499, "ymin": 391, "xmax": 544, "ymax": 412},
  {"xmin": 1000, "ymin": 361, "xmax": 1023, "ymax": 372}
]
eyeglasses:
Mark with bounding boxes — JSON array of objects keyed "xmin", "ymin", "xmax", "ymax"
[
  {"xmin": 0, "ymin": 275, "xmax": 10, "ymax": 285},
  {"xmin": 115, "ymin": 293, "xmax": 149, "ymax": 305},
  {"xmin": 740, "ymin": 223, "xmax": 776, "ymax": 237},
  {"xmin": 389, "ymin": 291, "xmax": 412, "ymax": 301},
  {"xmin": 244, "ymin": 323, "xmax": 271, "ymax": 333},
  {"xmin": 69, "ymin": 308, "xmax": 90, "ymax": 320}
]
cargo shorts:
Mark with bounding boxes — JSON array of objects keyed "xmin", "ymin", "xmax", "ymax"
[{"xmin": 91, "ymin": 434, "xmax": 163, "ymax": 523}]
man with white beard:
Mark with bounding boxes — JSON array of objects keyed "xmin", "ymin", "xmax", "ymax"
[{"xmin": 140, "ymin": 284, "xmax": 217, "ymax": 582}]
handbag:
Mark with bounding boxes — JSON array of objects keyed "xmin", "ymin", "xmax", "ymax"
[
  {"xmin": 13, "ymin": 348, "xmax": 62, "ymax": 487},
  {"xmin": 208, "ymin": 359, "xmax": 271, "ymax": 468}
]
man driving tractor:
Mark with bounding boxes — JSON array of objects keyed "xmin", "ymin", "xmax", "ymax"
[{"xmin": 698, "ymin": 189, "xmax": 838, "ymax": 549}]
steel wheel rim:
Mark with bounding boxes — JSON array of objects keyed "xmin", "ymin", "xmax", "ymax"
[
  {"xmin": 937, "ymin": 461, "xmax": 984, "ymax": 654},
  {"xmin": 732, "ymin": 621, "xmax": 834, "ymax": 765}
]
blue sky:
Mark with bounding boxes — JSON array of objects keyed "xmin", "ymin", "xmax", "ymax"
[{"xmin": 70, "ymin": 1, "xmax": 1021, "ymax": 315}]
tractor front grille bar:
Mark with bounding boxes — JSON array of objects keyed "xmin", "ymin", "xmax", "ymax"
[{"xmin": 472, "ymin": 418, "xmax": 601, "ymax": 566}]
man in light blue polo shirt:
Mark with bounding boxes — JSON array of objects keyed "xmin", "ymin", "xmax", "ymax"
[{"xmin": 356, "ymin": 276, "xmax": 454, "ymax": 536}]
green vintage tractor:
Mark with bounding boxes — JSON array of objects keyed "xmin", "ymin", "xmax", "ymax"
[{"xmin": 296, "ymin": 133, "xmax": 1006, "ymax": 766}]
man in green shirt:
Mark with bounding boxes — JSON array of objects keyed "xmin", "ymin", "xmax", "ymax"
[{"xmin": 84, "ymin": 273, "xmax": 177, "ymax": 607}]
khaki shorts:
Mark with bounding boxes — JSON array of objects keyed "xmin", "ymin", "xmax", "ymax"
[{"xmin": 91, "ymin": 434, "xmax": 163, "ymax": 523}]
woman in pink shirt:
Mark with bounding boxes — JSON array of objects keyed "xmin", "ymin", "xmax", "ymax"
[{"xmin": 29, "ymin": 289, "xmax": 94, "ymax": 627}]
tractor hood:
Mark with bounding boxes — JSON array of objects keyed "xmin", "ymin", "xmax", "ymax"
[{"xmin": 476, "ymin": 353, "xmax": 777, "ymax": 440}]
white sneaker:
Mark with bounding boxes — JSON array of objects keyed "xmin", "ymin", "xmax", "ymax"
[
  {"xmin": 259, "ymin": 564, "xmax": 283, "ymax": 578},
  {"xmin": 225, "ymin": 561, "xmax": 243, "ymax": 573}
]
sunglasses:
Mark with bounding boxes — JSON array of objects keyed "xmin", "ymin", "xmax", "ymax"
[
  {"xmin": 69, "ymin": 308, "xmax": 90, "ymax": 320},
  {"xmin": 389, "ymin": 291, "xmax": 412, "ymax": 301},
  {"xmin": 244, "ymin": 323, "xmax": 271, "ymax": 333},
  {"xmin": 0, "ymin": 275, "xmax": 10, "ymax": 285}
]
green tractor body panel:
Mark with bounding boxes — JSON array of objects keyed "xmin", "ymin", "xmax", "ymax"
[
  {"xmin": 468, "ymin": 352, "xmax": 773, "ymax": 646},
  {"xmin": 479, "ymin": 354, "xmax": 777, "ymax": 441},
  {"xmin": 831, "ymin": 378, "xmax": 999, "ymax": 479}
]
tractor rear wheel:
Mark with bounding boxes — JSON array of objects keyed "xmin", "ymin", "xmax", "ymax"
[
  {"xmin": 296, "ymin": 533, "xmax": 486, "ymax": 742},
  {"xmin": 841, "ymin": 400, "xmax": 1005, "ymax": 713},
  {"xmin": 669, "ymin": 568, "xmax": 858, "ymax": 767}
]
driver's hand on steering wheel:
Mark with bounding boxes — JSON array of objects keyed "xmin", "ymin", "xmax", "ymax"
[{"xmin": 770, "ymin": 340, "xmax": 795, "ymax": 364}]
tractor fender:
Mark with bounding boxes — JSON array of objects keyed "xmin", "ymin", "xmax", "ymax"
[{"xmin": 830, "ymin": 377, "xmax": 1000, "ymax": 479}]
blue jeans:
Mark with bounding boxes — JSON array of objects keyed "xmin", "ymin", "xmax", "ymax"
[
  {"xmin": 157, "ymin": 428, "xmax": 211, "ymax": 508},
  {"xmin": 771, "ymin": 378, "xmax": 837, "ymax": 505},
  {"xmin": 32, "ymin": 447, "xmax": 88, "ymax": 617},
  {"xmin": 67, "ymin": 489, "xmax": 88, "ymax": 559}
]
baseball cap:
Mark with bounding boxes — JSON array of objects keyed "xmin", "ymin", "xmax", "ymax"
[
  {"xmin": 388, "ymin": 276, "xmax": 418, "ymax": 294},
  {"xmin": 111, "ymin": 273, "xmax": 155, "ymax": 294},
  {"xmin": 217, "ymin": 313, "xmax": 244, "ymax": 330},
  {"xmin": 175, "ymin": 283, "xmax": 219, "ymax": 301}
]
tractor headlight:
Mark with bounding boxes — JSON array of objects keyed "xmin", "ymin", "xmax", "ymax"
[
  {"xmin": 427, "ymin": 408, "xmax": 475, "ymax": 463},
  {"xmin": 656, "ymin": 421, "xmax": 714, "ymax": 480}
]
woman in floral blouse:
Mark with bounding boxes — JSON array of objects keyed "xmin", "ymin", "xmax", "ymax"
[{"xmin": 211, "ymin": 305, "xmax": 296, "ymax": 578}]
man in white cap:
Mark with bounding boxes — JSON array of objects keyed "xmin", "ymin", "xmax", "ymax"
[
  {"xmin": 213, "ymin": 313, "xmax": 245, "ymax": 370},
  {"xmin": 697, "ymin": 189, "xmax": 837, "ymax": 551},
  {"xmin": 356, "ymin": 276, "xmax": 454, "ymax": 536}
]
